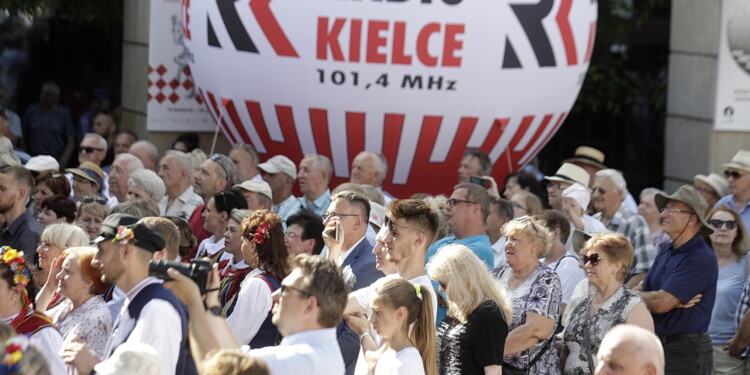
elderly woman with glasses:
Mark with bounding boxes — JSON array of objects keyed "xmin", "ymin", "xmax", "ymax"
[
  {"xmin": 226, "ymin": 209, "xmax": 289, "ymax": 348},
  {"xmin": 34, "ymin": 223, "xmax": 89, "ymax": 292},
  {"xmin": 562, "ymin": 232, "xmax": 653, "ymax": 375},
  {"xmin": 494, "ymin": 216, "xmax": 562, "ymax": 374},
  {"xmin": 704, "ymin": 206, "xmax": 750, "ymax": 373}
]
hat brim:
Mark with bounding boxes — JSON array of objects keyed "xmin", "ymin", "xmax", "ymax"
[
  {"xmin": 654, "ymin": 192, "xmax": 713, "ymax": 235},
  {"xmin": 722, "ymin": 162, "xmax": 750, "ymax": 173},
  {"xmin": 65, "ymin": 169, "xmax": 99, "ymax": 185},
  {"xmin": 562, "ymin": 157, "xmax": 607, "ymax": 170},
  {"xmin": 544, "ymin": 176, "xmax": 573, "ymax": 184},
  {"xmin": 693, "ymin": 175, "xmax": 722, "ymax": 197}
]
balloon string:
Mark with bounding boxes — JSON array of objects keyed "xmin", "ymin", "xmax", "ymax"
[{"xmin": 210, "ymin": 105, "xmax": 226, "ymax": 155}]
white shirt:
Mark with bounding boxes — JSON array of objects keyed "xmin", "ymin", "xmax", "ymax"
[
  {"xmin": 544, "ymin": 252, "xmax": 586, "ymax": 304},
  {"xmin": 373, "ymin": 347, "xmax": 425, "ymax": 375},
  {"xmin": 247, "ymin": 328, "xmax": 345, "ymax": 375},
  {"xmin": 196, "ymin": 235, "xmax": 226, "ymax": 259},
  {"xmin": 491, "ymin": 237, "xmax": 507, "ymax": 269},
  {"xmin": 227, "ymin": 268, "xmax": 273, "ymax": 345},
  {"xmin": 112, "ymin": 277, "xmax": 182, "ymax": 375},
  {"xmin": 352, "ymin": 274, "xmax": 437, "ymax": 375},
  {"xmin": 158, "ymin": 185, "xmax": 203, "ymax": 220},
  {"xmin": 2, "ymin": 313, "xmax": 66, "ymax": 375}
]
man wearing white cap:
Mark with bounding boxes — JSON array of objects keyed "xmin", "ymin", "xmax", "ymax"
[
  {"xmin": 716, "ymin": 149, "xmax": 750, "ymax": 230},
  {"xmin": 233, "ymin": 179, "xmax": 273, "ymax": 211},
  {"xmin": 258, "ymin": 155, "xmax": 302, "ymax": 221}
]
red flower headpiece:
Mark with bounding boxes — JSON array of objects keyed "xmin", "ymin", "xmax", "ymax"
[{"xmin": 252, "ymin": 223, "xmax": 271, "ymax": 246}]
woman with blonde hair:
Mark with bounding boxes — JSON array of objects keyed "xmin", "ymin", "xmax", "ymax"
[
  {"xmin": 509, "ymin": 191, "xmax": 543, "ymax": 218},
  {"xmin": 75, "ymin": 200, "xmax": 109, "ymax": 241},
  {"xmin": 34, "ymin": 223, "xmax": 90, "ymax": 306},
  {"xmin": 362, "ymin": 278, "xmax": 435, "ymax": 375},
  {"xmin": 495, "ymin": 216, "xmax": 562, "ymax": 374},
  {"xmin": 428, "ymin": 244, "xmax": 511, "ymax": 375}
]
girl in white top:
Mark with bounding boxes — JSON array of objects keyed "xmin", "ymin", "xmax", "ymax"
[{"xmin": 364, "ymin": 278, "xmax": 436, "ymax": 375}]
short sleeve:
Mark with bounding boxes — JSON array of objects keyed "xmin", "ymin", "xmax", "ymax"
[
  {"xmin": 472, "ymin": 305, "xmax": 508, "ymax": 367},
  {"xmin": 660, "ymin": 251, "xmax": 716, "ymax": 304},
  {"xmin": 526, "ymin": 269, "xmax": 562, "ymax": 321}
]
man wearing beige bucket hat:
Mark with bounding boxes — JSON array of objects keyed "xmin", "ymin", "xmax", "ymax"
[
  {"xmin": 640, "ymin": 185, "xmax": 717, "ymax": 375},
  {"xmin": 693, "ymin": 172, "xmax": 728, "ymax": 208},
  {"xmin": 716, "ymin": 149, "xmax": 750, "ymax": 230}
]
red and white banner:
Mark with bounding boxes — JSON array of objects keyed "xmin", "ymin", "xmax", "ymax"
[
  {"xmin": 147, "ymin": 0, "xmax": 215, "ymax": 131},
  {"xmin": 181, "ymin": 0, "xmax": 597, "ymax": 196}
]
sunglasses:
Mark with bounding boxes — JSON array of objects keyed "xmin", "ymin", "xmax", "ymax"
[
  {"xmin": 709, "ymin": 219, "xmax": 737, "ymax": 230},
  {"xmin": 582, "ymin": 253, "xmax": 608, "ymax": 266},
  {"xmin": 725, "ymin": 170, "xmax": 747, "ymax": 179},
  {"xmin": 82, "ymin": 195, "xmax": 108, "ymax": 205},
  {"xmin": 517, "ymin": 216, "xmax": 539, "ymax": 233},
  {"xmin": 80, "ymin": 146, "xmax": 104, "ymax": 153},
  {"xmin": 209, "ymin": 154, "xmax": 229, "ymax": 178}
]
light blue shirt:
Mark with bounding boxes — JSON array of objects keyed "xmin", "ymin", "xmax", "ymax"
[
  {"xmin": 425, "ymin": 235, "xmax": 494, "ymax": 324},
  {"xmin": 273, "ymin": 194, "xmax": 303, "ymax": 222},
  {"xmin": 298, "ymin": 189, "xmax": 331, "ymax": 217},
  {"xmin": 716, "ymin": 195, "xmax": 750, "ymax": 233},
  {"xmin": 709, "ymin": 256, "xmax": 748, "ymax": 344}
]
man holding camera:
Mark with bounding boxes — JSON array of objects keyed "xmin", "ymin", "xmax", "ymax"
[{"xmin": 61, "ymin": 214, "xmax": 196, "ymax": 375}]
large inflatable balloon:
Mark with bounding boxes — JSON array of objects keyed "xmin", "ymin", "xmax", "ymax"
[{"xmin": 181, "ymin": 0, "xmax": 597, "ymax": 197}]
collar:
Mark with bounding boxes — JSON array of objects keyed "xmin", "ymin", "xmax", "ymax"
[
  {"xmin": 338, "ymin": 236, "xmax": 366, "ymax": 265},
  {"xmin": 308, "ymin": 189, "xmax": 331, "ymax": 210},
  {"xmin": 272, "ymin": 194, "xmax": 298, "ymax": 211},
  {"xmin": 669, "ymin": 233, "xmax": 705, "ymax": 253},
  {"xmin": 177, "ymin": 186, "xmax": 197, "ymax": 202},
  {"xmin": 2, "ymin": 211, "xmax": 30, "ymax": 235},
  {"xmin": 280, "ymin": 327, "xmax": 337, "ymax": 346},
  {"xmin": 123, "ymin": 276, "xmax": 161, "ymax": 301}
]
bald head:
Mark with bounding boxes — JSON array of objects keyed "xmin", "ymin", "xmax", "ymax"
[
  {"xmin": 596, "ymin": 324, "xmax": 663, "ymax": 375},
  {"xmin": 129, "ymin": 140, "xmax": 159, "ymax": 171}
]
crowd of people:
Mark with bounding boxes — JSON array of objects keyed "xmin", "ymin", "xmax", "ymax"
[{"xmin": 4, "ymin": 84, "xmax": 750, "ymax": 375}]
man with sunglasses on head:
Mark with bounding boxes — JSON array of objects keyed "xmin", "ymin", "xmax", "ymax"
[
  {"xmin": 639, "ymin": 185, "xmax": 718, "ymax": 375},
  {"xmin": 425, "ymin": 183, "xmax": 494, "ymax": 323},
  {"xmin": 592, "ymin": 169, "xmax": 655, "ymax": 288},
  {"xmin": 715, "ymin": 149, "xmax": 750, "ymax": 231},
  {"xmin": 186, "ymin": 153, "xmax": 235, "ymax": 259}
]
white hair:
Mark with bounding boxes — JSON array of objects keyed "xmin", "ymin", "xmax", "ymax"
[
  {"xmin": 306, "ymin": 154, "xmax": 333, "ymax": 182},
  {"xmin": 128, "ymin": 169, "xmax": 166, "ymax": 202},
  {"xmin": 0, "ymin": 136, "xmax": 12, "ymax": 153},
  {"xmin": 595, "ymin": 168, "xmax": 629, "ymax": 201},
  {"xmin": 115, "ymin": 153, "xmax": 144, "ymax": 173},
  {"xmin": 83, "ymin": 133, "xmax": 108, "ymax": 150},
  {"xmin": 164, "ymin": 150, "xmax": 193, "ymax": 174}
]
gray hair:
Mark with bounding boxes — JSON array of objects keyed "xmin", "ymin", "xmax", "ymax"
[
  {"xmin": 358, "ymin": 151, "xmax": 388, "ymax": 183},
  {"xmin": 639, "ymin": 187, "xmax": 664, "ymax": 200},
  {"xmin": 83, "ymin": 133, "xmax": 108, "ymax": 150},
  {"xmin": 232, "ymin": 143, "xmax": 260, "ymax": 164},
  {"xmin": 128, "ymin": 169, "xmax": 166, "ymax": 202},
  {"xmin": 210, "ymin": 153, "xmax": 235, "ymax": 185},
  {"xmin": 164, "ymin": 150, "xmax": 194, "ymax": 174},
  {"xmin": 306, "ymin": 154, "xmax": 333, "ymax": 182},
  {"xmin": 595, "ymin": 168, "xmax": 628, "ymax": 201},
  {"xmin": 0, "ymin": 151, "xmax": 20, "ymax": 167},
  {"xmin": 132, "ymin": 140, "xmax": 159, "ymax": 160},
  {"xmin": 115, "ymin": 153, "xmax": 144, "ymax": 173}
]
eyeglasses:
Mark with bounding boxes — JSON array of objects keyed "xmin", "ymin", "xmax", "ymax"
[
  {"xmin": 280, "ymin": 284, "xmax": 310, "ymax": 298},
  {"xmin": 37, "ymin": 242, "xmax": 52, "ymax": 251},
  {"xmin": 79, "ymin": 146, "xmax": 104, "ymax": 153},
  {"xmin": 82, "ymin": 196, "xmax": 108, "ymax": 205},
  {"xmin": 446, "ymin": 198, "xmax": 476, "ymax": 207},
  {"xmin": 725, "ymin": 169, "xmax": 747, "ymax": 179},
  {"xmin": 582, "ymin": 253, "xmax": 608, "ymax": 266},
  {"xmin": 321, "ymin": 212, "xmax": 358, "ymax": 220},
  {"xmin": 695, "ymin": 185, "xmax": 717, "ymax": 195},
  {"xmin": 215, "ymin": 192, "xmax": 229, "ymax": 210},
  {"xmin": 284, "ymin": 232, "xmax": 302, "ymax": 240},
  {"xmin": 517, "ymin": 216, "xmax": 539, "ymax": 233},
  {"xmin": 209, "ymin": 154, "xmax": 229, "ymax": 178},
  {"xmin": 660, "ymin": 207, "xmax": 694, "ymax": 217},
  {"xmin": 709, "ymin": 219, "xmax": 737, "ymax": 230}
]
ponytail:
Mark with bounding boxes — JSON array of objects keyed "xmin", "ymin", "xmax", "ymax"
[{"xmin": 411, "ymin": 284, "xmax": 436, "ymax": 375}]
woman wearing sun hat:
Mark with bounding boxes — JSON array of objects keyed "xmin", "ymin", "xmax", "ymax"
[{"xmin": 65, "ymin": 161, "xmax": 106, "ymax": 203}]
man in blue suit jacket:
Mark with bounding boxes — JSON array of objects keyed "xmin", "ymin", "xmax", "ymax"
[{"xmin": 323, "ymin": 191, "xmax": 383, "ymax": 375}]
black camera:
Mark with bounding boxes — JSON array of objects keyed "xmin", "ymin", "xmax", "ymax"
[{"xmin": 149, "ymin": 259, "xmax": 212, "ymax": 293}]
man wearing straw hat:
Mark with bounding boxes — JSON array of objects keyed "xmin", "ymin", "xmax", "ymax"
[
  {"xmin": 716, "ymin": 149, "xmax": 750, "ymax": 230},
  {"xmin": 693, "ymin": 172, "xmax": 728, "ymax": 208},
  {"xmin": 640, "ymin": 185, "xmax": 718, "ymax": 375}
]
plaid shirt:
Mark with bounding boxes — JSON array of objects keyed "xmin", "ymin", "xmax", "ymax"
[
  {"xmin": 736, "ymin": 277, "xmax": 750, "ymax": 357},
  {"xmin": 594, "ymin": 204, "xmax": 656, "ymax": 276}
]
